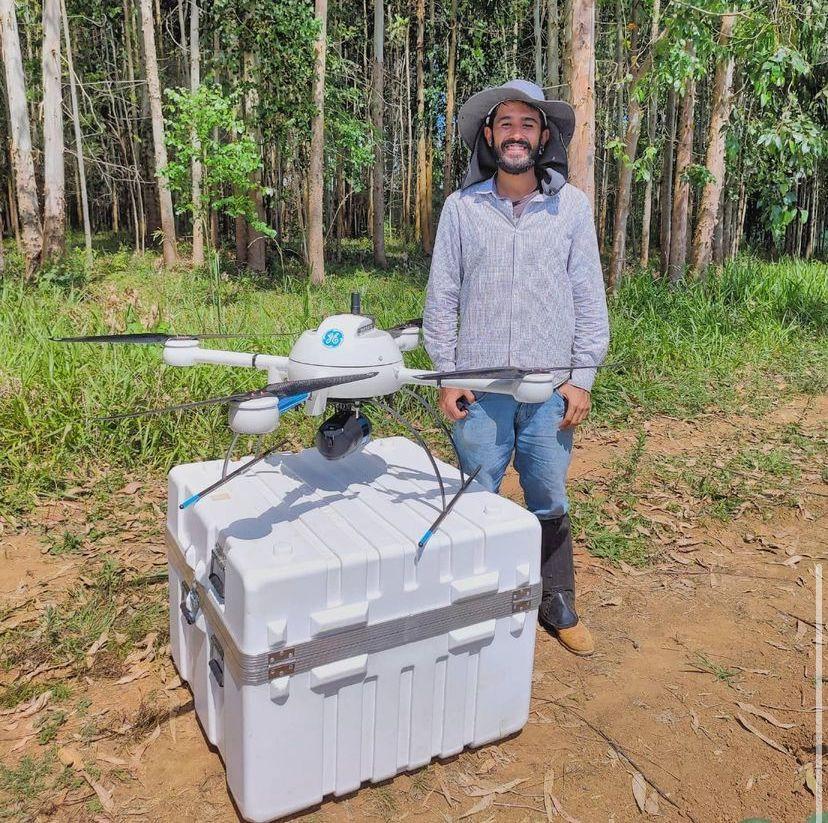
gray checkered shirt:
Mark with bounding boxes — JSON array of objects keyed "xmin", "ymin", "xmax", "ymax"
[{"xmin": 423, "ymin": 177, "xmax": 609, "ymax": 392}]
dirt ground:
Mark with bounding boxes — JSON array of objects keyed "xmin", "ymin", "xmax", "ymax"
[{"xmin": 1, "ymin": 393, "xmax": 825, "ymax": 823}]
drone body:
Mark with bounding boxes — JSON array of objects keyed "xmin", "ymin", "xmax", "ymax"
[
  {"xmin": 157, "ymin": 307, "xmax": 560, "ymax": 441},
  {"xmin": 55, "ymin": 293, "xmax": 605, "ymax": 528}
]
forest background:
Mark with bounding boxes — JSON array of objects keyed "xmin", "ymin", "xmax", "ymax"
[
  {"xmin": 0, "ymin": 0, "xmax": 826, "ymax": 288},
  {"xmin": 0, "ymin": 3, "xmax": 827, "ymax": 819},
  {"xmin": 0, "ymin": 0, "xmax": 826, "ymax": 508}
]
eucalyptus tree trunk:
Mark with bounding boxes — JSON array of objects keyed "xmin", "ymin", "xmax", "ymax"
[
  {"xmin": 667, "ymin": 71, "xmax": 695, "ymax": 284},
  {"xmin": 607, "ymin": 78, "xmax": 644, "ymax": 292},
  {"xmin": 123, "ymin": 0, "xmax": 145, "ymax": 251},
  {"xmin": 546, "ymin": 0, "xmax": 560, "ymax": 90},
  {"xmin": 805, "ymin": 177, "xmax": 818, "ymax": 260},
  {"xmin": 607, "ymin": 8, "xmax": 649, "ymax": 291},
  {"xmin": 0, "ymin": 0, "xmax": 42, "ymax": 277},
  {"xmin": 308, "ymin": 0, "xmax": 327, "ymax": 283},
  {"xmin": 415, "ymin": 0, "xmax": 432, "ymax": 253},
  {"xmin": 370, "ymin": 0, "xmax": 387, "ymax": 266},
  {"xmin": 244, "ymin": 52, "xmax": 266, "ymax": 273},
  {"xmin": 712, "ymin": 185, "xmax": 725, "ymax": 265},
  {"xmin": 404, "ymin": 24, "xmax": 413, "ymax": 231},
  {"xmin": 658, "ymin": 87, "xmax": 676, "ymax": 277},
  {"xmin": 561, "ymin": 0, "xmax": 572, "ymax": 101},
  {"xmin": 443, "ymin": 0, "xmax": 458, "ymax": 198},
  {"xmin": 41, "ymin": 0, "xmax": 65, "ymax": 263},
  {"xmin": 690, "ymin": 12, "xmax": 736, "ymax": 276},
  {"xmin": 639, "ymin": 0, "xmax": 660, "ymax": 268},
  {"xmin": 533, "ymin": 0, "xmax": 543, "ymax": 86},
  {"xmin": 190, "ymin": 0, "xmax": 204, "ymax": 265},
  {"xmin": 568, "ymin": 0, "xmax": 596, "ymax": 209},
  {"xmin": 139, "ymin": 0, "xmax": 177, "ymax": 266},
  {"xmin": 177, "ymin": 0, "xmax": 189, "ymax": 85}
]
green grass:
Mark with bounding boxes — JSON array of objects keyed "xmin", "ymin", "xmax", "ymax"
[
  {"xmin": 654, "ymin": 424, "xmax": 820, "ymax": 522},
  {"xmin": 0, "ymin": 556, "xmax": 167, "ymax": 679},
  {"xmin": 0, "ymin": 753, "xmax": 56, "ymax": 812},
  {"xmin": 1, "ymin": 243, "xmax": 826, "ymax": 518},
  {"xmin": 688, "ymin": 651, "xmax": 740, "ymax": 687},
  {"xmin": 569, "ymin": 431, "xmax": 653, "ymax": 566},
  {"xmin": 46, "ymin": 529, "xmax": 84, "ymax": 555},
  {"xmin": 0, "ymin": 680, "xmax": 71, "ymax": 711}
]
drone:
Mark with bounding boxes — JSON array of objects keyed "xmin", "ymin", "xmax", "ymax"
[{"xmin": 55, "ymin": 293, "xmax": 604, "ymax": 547}]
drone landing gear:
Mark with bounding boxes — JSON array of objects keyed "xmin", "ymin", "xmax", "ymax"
[{"xmin": 366, "ymin": 396, "xmax": 482, "ymax": 551}]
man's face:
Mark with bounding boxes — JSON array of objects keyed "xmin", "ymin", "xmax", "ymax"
[{"xmin": 484, "ymin": 100, "xmax": 550, "ymax": 175}]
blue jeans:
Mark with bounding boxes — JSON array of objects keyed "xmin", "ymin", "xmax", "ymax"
[{"xmin": 452, "ymin": 390, "xmax": 573, "ymax": 519}]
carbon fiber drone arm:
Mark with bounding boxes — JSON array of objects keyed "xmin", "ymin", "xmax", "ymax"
[
  {"xmin": 395, "ymin": 367, "xmax": 558, "ymax": 404},
  {"xmin": 161, "ymin": 339, "xmax": 290, "ymax": 382}
]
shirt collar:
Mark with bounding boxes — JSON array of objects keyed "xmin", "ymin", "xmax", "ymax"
[{"xmin": 486, "ymin": 174, "xmax": 545, "ymax": 204}]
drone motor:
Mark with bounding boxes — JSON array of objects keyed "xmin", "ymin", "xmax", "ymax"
[{"xmin": 315, "ymin": 405, "xmax": 372, "ymax": 460}]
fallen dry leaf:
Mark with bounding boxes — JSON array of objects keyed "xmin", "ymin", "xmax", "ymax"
[
  {"xmin": 81, "ymin": 770, "xmax": 114, "ymax": 813},
  {"xmin": 119, "ymin": 481, "xmax": 142, "ymax": 495},
  {"xmin": 632, "ymin": 772, "xmax": 648, "ymax": 813},
  {"xmin": 1, "ymin": 690, "xmax": 52, "ymax": 718},
  {"xmin": 736, "ymin": 714, "xmax": 791, "ymax": 757},
  {"xmin": 129, "ymin": 724, "xmax": 161, "ymax": 769},
  {"xmin": 10, "ymin": 734, "xmax": 35, "ymax": 752},
  {"xmin": 464, "ymin": 777, "xmax": 528, "ymax": 797},
  {"xmin": 736, "ymin": 702, "xmax": 797, "ymax": 729},
  {"xmin": 543, "ymin": 768, "xmax": 555, "ymax": 822},
  {"xmin": 116, "ymin": 666, "xmax": 150, "ymax": 685},
  {"xmin": 458, "ymin": 793, "xmax": 494, "ymax": 819}
]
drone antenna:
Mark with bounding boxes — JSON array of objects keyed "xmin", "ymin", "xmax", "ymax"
[{"xmin": 350, "ymin": 292, "xmax": 361, "ymax": 315}]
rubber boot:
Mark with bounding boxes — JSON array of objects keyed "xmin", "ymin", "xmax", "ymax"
[{"xmin": 537, "ymin": 515, "xmax": 594, "ymax": 656}]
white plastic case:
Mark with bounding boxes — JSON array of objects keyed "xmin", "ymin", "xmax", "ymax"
[{"xmin": 166, "ymin": 436, "xmax": 540, "ymax": 822}]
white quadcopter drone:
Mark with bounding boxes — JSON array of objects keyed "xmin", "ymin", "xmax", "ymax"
[{"xmin": 55, "ymin": 293, "xmax": 601, "ymax": 546}]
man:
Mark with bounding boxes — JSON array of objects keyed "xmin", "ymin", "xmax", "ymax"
[{"xmin": 423, "ymin": 79, "xmax": 609, "ymax": 656}]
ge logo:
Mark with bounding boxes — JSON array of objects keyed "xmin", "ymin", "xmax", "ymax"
[{"xmin": 322, "ymin": 329, "xmax": 344, "ymax": 348}]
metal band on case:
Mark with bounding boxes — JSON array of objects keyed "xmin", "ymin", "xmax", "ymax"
[{"xmin": 166, "ymin": 529, "xmax": 541, "ymax": 686}]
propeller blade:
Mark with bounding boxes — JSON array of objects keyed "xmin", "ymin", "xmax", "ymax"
[
  {"xmin": 265, "ymin": 372, "xmax": 379, "ymax": 398},
  {"xmin": 386, "ymin": 318, "xmax": 423, "ymax": 337},
  {"xmin": 52, "ymin": 331, "xmax": 298, "ymax": 345},
  {"xmin": 414, "ymin": 367, "xmax": 530, "ymax": 381},
  {"xmin": 53, "ymin": 332, "xmax": 175, "ymax": 344},
  {"xmin": 415, "ymin": 363, "xmax": 618, "ymax": 382},
  {"xmin": 98, "ymin": 372, "xmax": 378, "ymax": 422}
]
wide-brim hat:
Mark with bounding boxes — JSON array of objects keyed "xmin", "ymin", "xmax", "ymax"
[{"xmin": 457, "ymin": 79, "xmax": 575, "ymax": 150}]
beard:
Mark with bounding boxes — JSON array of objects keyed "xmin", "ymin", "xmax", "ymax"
[{"xmin": 493, "ymin": 138, "xmax": 542, "ymax": 174}]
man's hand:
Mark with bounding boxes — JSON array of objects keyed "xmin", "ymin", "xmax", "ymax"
[
  {"xmin": 438, "ymin": 387, "xmax": 477, "ymax": 422},
  {"xmin": 558, "ymin": 383, "xmax": 591, "ymax": 428}
]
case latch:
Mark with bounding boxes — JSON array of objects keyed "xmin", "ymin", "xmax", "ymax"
[
  {"xmin": 179, "ymin": 580, "xmax": 200, "ymax": 624},
  {"xmin": 209, "ymin": 634, "xmax": 225, "ymax": 687},
  {"xmin": 208, "ymin": 543, "xmax": 226, "ymax": 600},
  {"xmin": 511, "ymin": 585, "xmax": 533, "ymax": 613}
]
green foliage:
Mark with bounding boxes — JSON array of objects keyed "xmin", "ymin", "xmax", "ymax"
[
  {"xmin": 682, "ymin": 163, "xmax": 716, "ymax": 188},
  {"xmin": 1, "ymin": 248, "xmax": 825, "ymax": 519},
  {"xmin": 163, "ymin": 84, "xmax": 274, "ymax": 239},
  {"xmin": 210, "ymin": 0, "xmax": 318, "ymax": 147}
]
